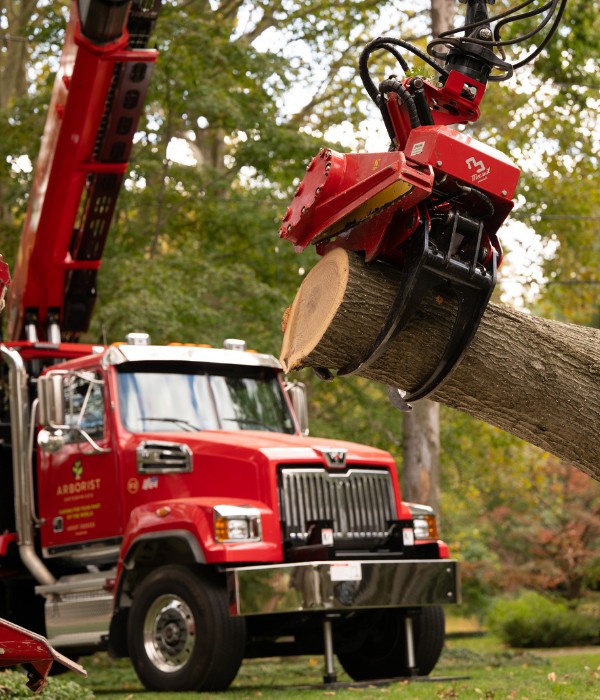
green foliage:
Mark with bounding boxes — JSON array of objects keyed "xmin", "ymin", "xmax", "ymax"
[
  {"xmin": 476, "ymin": 0, "xmax": 600, "ymax": 325},
  {"xmin": 439, "ymin": 407, "xmax": 600, "ymax": 607},
  {"xmin": 486, "ymin": 591, "xmax": 600, "ymax": 648},
  {"xmin": 89, "ymin": 251, "xmax": 287, "ymax": 355},
  {"xmin": 0, "ymin": 669, "xmax": 93, "ymax": 699},
  {"xmin": 485, "ymin": 462, "xmax": 600, "ymax": 599},
  {"xmin": 57, "ymin": 644, "xmax": 600, "ymax": 700},
  {"xmin": 297, "ymin": 369, "xmax": 404, "ymax": 460}
]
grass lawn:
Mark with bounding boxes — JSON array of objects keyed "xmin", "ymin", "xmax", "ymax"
[{"xmin": 68, "ymin": 633, "xmax": 600, "ymax": 700}]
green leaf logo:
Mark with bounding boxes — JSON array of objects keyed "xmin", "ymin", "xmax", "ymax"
[{"xmin": 72, "ymin": 460, "xmax": 83, "ymax": 481}]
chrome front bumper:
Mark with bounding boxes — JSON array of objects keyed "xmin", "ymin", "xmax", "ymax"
[{"xmin": 226, "ymin": 559, "xmax": 460, "ymax": 616}]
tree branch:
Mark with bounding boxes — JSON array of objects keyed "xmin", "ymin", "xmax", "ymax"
[{"xmin": 280, "ymin": 249, "xmax": 600, "ymax": 477}]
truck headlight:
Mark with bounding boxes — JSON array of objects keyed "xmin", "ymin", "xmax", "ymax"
[
  {"xmin": 407, "ymin": 502, "xmax": 439, "ymax": 540},
  {"xmin": 214, "ymin": 505, "xmax": 262, "ymax": 543}
]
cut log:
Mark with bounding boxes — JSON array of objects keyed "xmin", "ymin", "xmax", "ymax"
[{"xmin": 280, "ymin": 248, "xmax": 600, "ymax": 478}]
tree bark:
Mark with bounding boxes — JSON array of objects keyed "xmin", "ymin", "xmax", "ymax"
[
  {"xmin": 403, "ymin": 400, "xmax": 440, "ymax": 512},
  {"xmin": 0, "ymin": 0, "xmax": 36, "ymax": 111},
  {"xmin": 430, "ymin": 0, "xmax": 456, "ymax": 43},
  {"xmin": 280, "ymin": 249, "xmax": 600, "ymax": 478}
]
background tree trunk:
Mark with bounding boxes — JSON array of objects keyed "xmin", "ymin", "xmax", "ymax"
[
  {"xmin": 430, "ymin": 0, "xmax": 456, "ymax": 49},
  {"xmin": 403, "ymin": 400, "xmax": 440, "ymax": 512},
  {"xmin": 0, "ymin": 0, "xmax": 37, "ymax": 229},
  {"xmin": 0, "ymin": 0, "xmax": 35, "ymax": 110},
  {"xmin": 401, "ymin": 0, "xmax": 455, "ymax": 509},
  {"xmin": 280, "ymin": 249, "xmax": 600, "ymax": 477}
]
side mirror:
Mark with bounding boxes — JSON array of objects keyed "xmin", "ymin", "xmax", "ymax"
[
  {"xmin": 285, "ymin": 381, "xmax": 309, "ymax": 436},
  {"xmin": 37, "ymin": 428, "xmax": 66, "ymax": 453},
  {"xmin": 38, "ymin": 373, "xmax": 66, "ymax": 427}
]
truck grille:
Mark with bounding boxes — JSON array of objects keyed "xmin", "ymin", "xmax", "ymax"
[{"xmin": 278, "ymin": 467, "xmax": 396, "ymax": 547}]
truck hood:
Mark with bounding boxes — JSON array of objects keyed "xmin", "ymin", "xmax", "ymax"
[
  {"xmin": 181, "ymin": 429, "xmax": 395, "ymax": 467},
  {"xmin": 120, "ymin": 430, "xmax": 397, "ymax": 512}
]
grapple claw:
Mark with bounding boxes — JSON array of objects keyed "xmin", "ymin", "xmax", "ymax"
[{"xmin": 338, "ymin": 221, "xmax": 496, "ymax": 407}]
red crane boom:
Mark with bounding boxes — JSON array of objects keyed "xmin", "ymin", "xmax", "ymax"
[{"xmin": 8, "ymin": 0, "xmax": 160, "ymax": 343}]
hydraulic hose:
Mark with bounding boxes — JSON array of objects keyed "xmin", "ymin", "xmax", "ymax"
[{"xmin": 379, "ymin": 78, "xmax": 421, "ymax": 130}]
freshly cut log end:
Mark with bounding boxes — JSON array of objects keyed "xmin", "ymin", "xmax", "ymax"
[
  {"xmin": 280, "ymin": 247, "xmax": 451, "ymax": 388},
  {"xmin": 280, "ymin": 248, "xmax": 351, "ymax": 373}
]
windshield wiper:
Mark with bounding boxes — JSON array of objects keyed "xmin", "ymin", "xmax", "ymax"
[
  {"xmin": 221, "ymin": 417, "xmax": 278, "ymax": 432},
  {"xmin": 141, "ymin": 417, "xmax": 202, "ymax": 432}
]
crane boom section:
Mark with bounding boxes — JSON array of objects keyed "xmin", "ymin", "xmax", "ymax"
[{"xmin": 8, "ymin": 0, "xmax": 159, "ymax": 342}]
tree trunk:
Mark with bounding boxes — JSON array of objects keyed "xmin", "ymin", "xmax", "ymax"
[
  {"xmin": 430, "ymin": 0, "xmax": 456, "ymax": 44},
  {"xmin": 280, "ymin": 249, "xmax": 600, "ymax": 478},
  {"xmin": 0, "ymin": 0, "xmax": 36, "ymax": 111},
  {"xmin": 403, "ymin": 400, "xmax": 440, "ymax": 512}
]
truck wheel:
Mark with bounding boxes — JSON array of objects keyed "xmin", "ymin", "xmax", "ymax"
[
  {"xmin": 337, "ymin": 605, "xmax": 445, "ymax": 680},
  {"xmin": 127, "ymin": 565, "xmax": 245, "ymax": 691}
]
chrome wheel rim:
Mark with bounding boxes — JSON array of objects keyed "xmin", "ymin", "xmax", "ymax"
[{"xmin": 143, "ymin": 594, "xmax": 196, "ymax": 673}]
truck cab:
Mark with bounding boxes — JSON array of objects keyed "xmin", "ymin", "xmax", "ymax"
[{"xmin": 0, "ymin": 335, "xmax": 459, "ymax": 691}]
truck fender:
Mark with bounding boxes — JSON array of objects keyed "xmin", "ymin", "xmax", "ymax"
[
  {"xmin": 114, "ymin": 497, "xmax": 278, "ymax": 609},
  {"xmin": 109, "ymin": 496, "xmax": 275, "ymax": 659},
  {"xmin": 108, "ymin": 528, "xmax": 205, "ymax": 659}
]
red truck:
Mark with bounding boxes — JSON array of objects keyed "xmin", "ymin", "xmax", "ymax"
[
  {"xmin": 1, "ymin": 337, "xmax": 458, "ymax": 691},
  {"xmin": 0, "ymin": 0, "xmax": 459, "ymax": 692}
]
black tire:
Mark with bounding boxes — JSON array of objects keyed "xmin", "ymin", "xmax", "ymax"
[
  {"xmin": 337, "ymin": 605, "xmax": 445, "ymax": 681},
  {"xmin": 127, "ymin": 565, "xmax": 246, "ymax": 692}
]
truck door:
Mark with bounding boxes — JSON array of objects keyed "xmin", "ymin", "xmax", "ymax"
[{"xmin": 38, "ymin": 370, "xmax": 122, "ymax": 555}]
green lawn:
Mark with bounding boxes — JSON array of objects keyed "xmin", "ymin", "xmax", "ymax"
[{"xmin": 68, "ymin": 634, "xmax": 600, "ymax": 700}]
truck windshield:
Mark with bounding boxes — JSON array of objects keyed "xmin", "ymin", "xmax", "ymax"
[{"xmin": 116, "ymin": 363, "xmax": 295, "ymax": 434}]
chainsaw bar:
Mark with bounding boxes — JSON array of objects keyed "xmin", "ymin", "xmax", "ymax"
[{"xmin": 280, "ymin": 148, "xmax": 433, "ymax": 262}]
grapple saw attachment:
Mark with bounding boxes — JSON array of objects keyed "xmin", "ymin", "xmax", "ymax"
[{"xmin": 278, "ymin": 0, "xmax": 544, "ymax": 409}]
